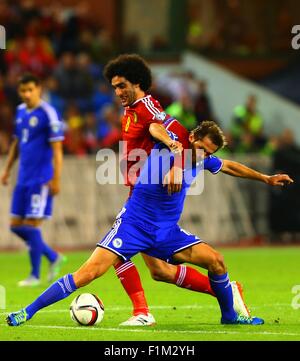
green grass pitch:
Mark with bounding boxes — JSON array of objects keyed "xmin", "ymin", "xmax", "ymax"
[{"xmin": 0, "ymin": 247, "xmax": 299, "ymax": 341}]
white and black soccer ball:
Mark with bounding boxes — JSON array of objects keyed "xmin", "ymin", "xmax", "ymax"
[{"xmin": 70, "ymin": 293, "xmax": 104, "ymax": 326}]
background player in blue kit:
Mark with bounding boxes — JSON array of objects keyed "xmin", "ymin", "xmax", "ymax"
[
  {"xmin": 6, "ymin": 121, "xmax": 293, "ymax": 326},
  {"xmin": 0, "ymin": 73, "xmax": 66, "ymax": 287}
]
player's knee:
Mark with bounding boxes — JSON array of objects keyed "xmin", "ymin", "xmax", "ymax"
[{"xmin": 208, "ymin": 252, "xmax": 226, "ymax": 275}]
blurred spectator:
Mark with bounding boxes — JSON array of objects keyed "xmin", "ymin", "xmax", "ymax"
[
  {"xmin": 53, "ymin": 52, "xmax": 94, "ymax": 111},
  {"xmin": 63, "ymin": 103, "xmax": 86, "ymax": 156},
  {"xmin": 230, "ymin": 94, "xmax": 269, "ymax": 153},
  {"xmin": 42, "ymin": 75, "xmax": 65, "ymax": 117},
  {"xmin": 149, "ymin": 80, "xmax": 172, "ymax": 109},
  {"xmin": 194, "ymin": 79, "xmax": 216, "ymax": 123},
  {"xmin": 82, "ymin": 112, "xmax": 99, "ymax": 154},
  {"xmin": 0, "ymin": 102, "xmax": 14, "ymax": 154},
  {"xmin": 165, "ymin": 92, "xmax": 197, "ymax": 131},
  {"xmin": 92, "ymin": 82, "xmax": 114, "ymax": 114},
  {"xmin": 97, "ymin": 103, "xmax": 122, "ymax": 151},
  {"xmin": 269, "ymin": 128, "xmax": 300, "ymax": 241}
]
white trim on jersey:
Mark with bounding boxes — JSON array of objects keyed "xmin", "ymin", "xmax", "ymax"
[
  {"xmin": 40, "ymin": 100, "xmax": 64, "ymax": 141},
  {"xmin": 211, "ymin": 159, "xmax": 224, "ymax": 174},
  {"xmin": 165, "ymin": 119, "xmax": 176, "ymax": 130},
  {"xmin": 131, "ymin": 95, "xmax": 151, "ymax": 106},
  {"xmin": 101, "ymin": 218, "xmax": 122, "ymax": 247},
  {"xmin": 38, "ymin": 185, "xmax": 49, "ymax": 218},
  {"xmin": 17, "ymin": 103, "xmax": 26, "ymax": 110},
  {"xmin": 142, "ymin": 97, "xmax": 161, "ymax": 119},
  {"xmin": 98, "ymin": 244, "xmax": 126, "ymax": 261},
  {"xmin": 49, "ymin": 136, "xmax": 64, "ymax": 142},
  {"xmin": 173, "ymin": 239, "xmax": 203, "ymax": 255}
]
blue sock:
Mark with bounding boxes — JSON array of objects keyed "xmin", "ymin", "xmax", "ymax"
[
  {"xmin": 11, "ymin": 226, "xmax": 58, "ymax": 274},
  {"xmin": 11, "ymin": 226, "xmax": 43, "ymax": 278},
  {"xmin": 208, "ymin": 272, "xmax": 237, "ymax": 321},
  {"xmin": 42, "ymin": 243, "xmax": 58, "ymax": 263},
  {"xmin": 25, "ymin": 274, "xmax": 77, "ymax": 319}
]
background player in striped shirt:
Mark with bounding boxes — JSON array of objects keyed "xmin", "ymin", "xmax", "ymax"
[{"xmin": 0, "ymin": 74, "xmax": 66, "ymax": 287}]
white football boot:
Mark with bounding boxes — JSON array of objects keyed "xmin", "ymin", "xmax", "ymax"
[
  {"xmin": 119, "ymin": 313, "xmax": 156, "ymax": 326},
  {"xmin": 17, "ymin": 275, "xmax": 40, "ymax": 287},
  {"xmin": 231, "ymin": 281, "xmax": 251, "ymax": 318}
]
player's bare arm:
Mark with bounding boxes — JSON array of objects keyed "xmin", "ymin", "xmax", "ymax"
[
  {"xmin": 149, "ymin": 122, "xmax": 183, "ymax": 154},
  {"xmin": 221, "ymin": 159, "xmax": 294, "ymax": 186},
  {"xmin": 49, "ymin": 141, "xmax": 63, "ymax": 195},
  {"xmin": 149, "ymin": 123, "xmax": 183, "ymax": 194},
  {"xmin": 0, "ymin": 138, "xmax": 19, "ymax": 186}
]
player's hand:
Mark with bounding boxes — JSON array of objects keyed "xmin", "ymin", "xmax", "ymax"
[
  {"xmin": 266, "ymin": 174, "xmax": 294, "ymax": 186},
  {"xmin": 0, "ymin": 170, "xmax": 10, "ymax": 186},
  {"xmin": 168, "ymin": 140, "xmax": 183, "ymax": 154},
  {"xmin": 163, "ymin": 166, "xmax": 183, "ymax": 195},
  {"xmin": 48, "ymin": 179, "xmax": 60, "ymax": 195}
]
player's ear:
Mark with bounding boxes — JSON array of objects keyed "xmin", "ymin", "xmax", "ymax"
[{"xmin": 189, "ymin": 133, "xmax": 195, "ymax": 143}]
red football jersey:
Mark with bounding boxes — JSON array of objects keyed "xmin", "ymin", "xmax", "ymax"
[
  {"xmin": 120, "ymin": 94, "xmax": 190, "ymax": 192},
  {"xmin": 121, "ymin": 95, "xmax": 163, "ymax": 187}
]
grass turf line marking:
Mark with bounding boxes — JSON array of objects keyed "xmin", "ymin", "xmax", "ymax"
[
  {"xmin": 1, "ymin": 323, "xmax": 300, "ymax": 336},
  {"xmin": 0, "ymin": 302, "xmax": 292, "ymax": 316}
]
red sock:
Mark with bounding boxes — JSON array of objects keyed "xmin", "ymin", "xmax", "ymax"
[
  {"xmin": 175, "ymin": 265, "xmax": 215, "ymax": 296},
  {"xmin": 114, "ymin": 261, "xmax": 149, "ymax": 316}
]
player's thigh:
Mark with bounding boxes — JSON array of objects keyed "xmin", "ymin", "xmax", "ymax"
[
  {"xmin": 173, "ymin": 242, "xmax": 222, "ymax": 269},
  {"xmin": 73, "ymin": 247, "xmax": 119, "ymax": 287},
  {"xmin": 141, "ymin": 253, "xmax": 177, "ymax": 282}
]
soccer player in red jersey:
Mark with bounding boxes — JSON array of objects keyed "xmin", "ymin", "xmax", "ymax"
[{"xmin": 103, "ymin": 54, "xmax": 248, "ymax": 326}]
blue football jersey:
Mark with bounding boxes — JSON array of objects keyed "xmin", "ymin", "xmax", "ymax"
[
  {"xmin": 123, "ymin": 141, "xmax": 223, "ymax": 228},
  {"xmin": 14, "ymin": 100, "xmax": 64, "ymax": 185}
]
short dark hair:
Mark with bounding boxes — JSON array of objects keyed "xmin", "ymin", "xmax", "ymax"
[
  {"xmin": 192, "ymin": 121, "xmax": 227, "ymax": 150},
  {"xmin": 103, "ymin": 54, "xmax": 152, "ymax": 92},
  {"xmin": 18, "ymin": 73, "xmax": 41, "ymax": 86}
]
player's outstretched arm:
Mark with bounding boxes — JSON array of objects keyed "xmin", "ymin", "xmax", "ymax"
[
  {"xmin": 0, "ymin": 138, "xmax": 19, "ymax": 186},
  {"xmin": 149, "ymin": 123, "xmax": 183, "ymax": 154},
  {"xmin": 49, "ymin": 141, "xmax": 63, "ymax": 195},
  {"xmin": 221, "ymin": 159, "xmax": 294, "ymax": 186}
]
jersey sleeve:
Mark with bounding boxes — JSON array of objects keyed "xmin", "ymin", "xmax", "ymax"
[
  {"xmin": 45, "ymin": 106, "xmax": 65, "ymax": 142},
  {"xmin": 140, "ymin": 96, "xmax": 164, "ymax": 125},
  {"xmin": 204, "ymin": 155, "xmax": 223, "ymax": 174}
]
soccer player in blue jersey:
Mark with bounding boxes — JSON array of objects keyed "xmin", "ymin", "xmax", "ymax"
[
  {"xmin": 6, "ymin": 120, "xmax": 293, "ymax": 326},
  {"xmin": 0, "ymin": 73, "xmax": 66, "ymax": 287}
]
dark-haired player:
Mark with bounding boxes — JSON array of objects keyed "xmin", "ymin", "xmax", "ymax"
[
  {"xmin": 102, "ymin": 54, "xmax": 251, "ymax": 326},
  {"xmin": 0, "ymin": 73, "xmax": 66, "ymax": 286},
  {"xmin": 6, "ymin": 120, "xmax": 293, "ymax": 326}
]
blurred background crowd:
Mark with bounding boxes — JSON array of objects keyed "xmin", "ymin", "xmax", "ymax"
[{"xmin": 0, "ymin": 0, "xmax": 299, "ymax": 243}]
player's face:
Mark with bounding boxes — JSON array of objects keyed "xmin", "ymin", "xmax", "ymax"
[
  {"xmin": 111, "ymin": 76, "xmax": 140, "ymax": 107},
  {"xmin": 190, "ymin": 135, "xmax": 218, "ymax": 158},
  {"xmin": 18, "ymin": 82, "xmax": 41, "ymax": 108}
]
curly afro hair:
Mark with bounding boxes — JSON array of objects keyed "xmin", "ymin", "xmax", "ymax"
[{"xmin": 103, "ymin": 54, "xmax": 152, "ymax": 92}]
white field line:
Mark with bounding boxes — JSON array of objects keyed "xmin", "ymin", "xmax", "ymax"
[
  {"xmin": 0, "ymin": 323, "xmax": 300, "ymax": 337},
  {"xmin": 0, "ymin": 303, "xmax": 293, "ymax": 316}
]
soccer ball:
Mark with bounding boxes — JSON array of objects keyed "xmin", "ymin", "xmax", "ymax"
[{"xmin": 70, "ymin": 293, "xmax": 104, "ymax": 326}]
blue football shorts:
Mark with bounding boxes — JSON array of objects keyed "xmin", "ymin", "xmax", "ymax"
[
  {"xmin": 11, "ymin": 183, "xmax": 53, "ymax": 219},
  {"xmin": 97, "ymin": 215, "xmax": 203, "ymax": 264}
]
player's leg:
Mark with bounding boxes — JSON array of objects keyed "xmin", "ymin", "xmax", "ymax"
[
  {"xmin": 114, "ymin": 259, "xmax": 150, "ymax": 317},
  {"xmin": 6, "ymin": 247, "xmax": 118, "ymax": 326},
  {"xmin": 141, "ymin": 253, "xmax": 215, "ymax": 296},
  {"xmin": 26, "ymin": 183, "xmax": 65, "ymax": 283},
  {"xmin": 9, "ymin": 184, "xmax": 43, "ymax": 285},
  {"xmin": 172, "ymin": 242, "xmax": 264, "ymax": 325}
]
